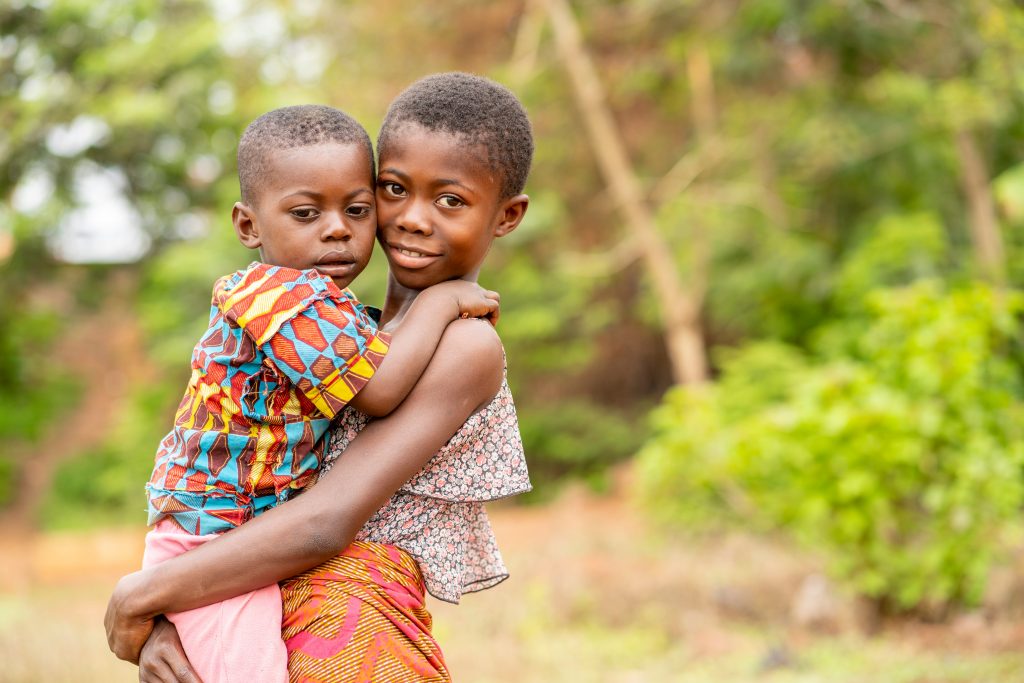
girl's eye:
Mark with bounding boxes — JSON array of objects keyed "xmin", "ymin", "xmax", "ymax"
[
  {"xmin": 346, "ymin": 205, "xmax": 373, "ymax": 218},
  {"xmin": 437, "ymin": 195, "xmax": 464, "ymax": 209},
  {"xmin": 380, "ymin": 181, "xmax": 406, "ymax": 197},
  {"xmin": 290, "ymin": 208, "xmax": 318, "ymax": 220}
]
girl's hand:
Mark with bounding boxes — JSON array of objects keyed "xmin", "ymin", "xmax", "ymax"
[
  {"xmin": 138, "ymin": 617, "xmax": 203, "ymax": 683},
  {"xmin": 105, "ymin": 570, "xmax": 157, "ymax": 664}
]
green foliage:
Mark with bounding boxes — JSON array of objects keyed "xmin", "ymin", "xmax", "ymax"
[
  {"xmin": 9, "ymin": 0, "xmax": 1024, "ymax": 541},
  {"xmin": 0, "ymin": 272, "xmax": 82, "ymax": 507},
  {"xmin": 0, "ymin": 306, "xmax": 78, "ymax": 442},
  {"xmin": 138, "ymin": 223, "xmax": 252, "ymax": 369},
  {"xmin": 638, "ymin": 341, "xmax": 807, "ymax": 529},
  {"xmin": 40, "ymin": 381, "xmax": 175, "ymax": 529},
  {"xmin": 833, "ymin": 212, "xmax": 950, "ymax": 307},
  {"xmin": 0, "ymin": 455, "xmax": 13, "ymax": 509},
  {"xmin": 639, "ymin": 282, "xmax": 1024, "ymax": 611},
  {"xmin": 1, "ymin": 0, "xmax": 249, "ymax": 229},
  {"xmin": 519, "ymin": 400, "xmax": 646, "ymax": 499}
]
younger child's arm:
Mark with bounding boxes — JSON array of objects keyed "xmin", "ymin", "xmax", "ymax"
[
  {"xmin": 348, "ymin": 279, "xmax": 498, "ymax": 416},
  {"xmin": 220, "ymin": 266, "xmax": 496, "ymax": 423},
  {"xmin": 106, "ymin": 319, "xmax": 504, "ymax": 663}
]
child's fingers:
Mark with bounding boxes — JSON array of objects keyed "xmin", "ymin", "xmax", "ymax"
[
  {"xmin": 481, "ymin": 298, "xmax": 500, "ymax": 327},
  {"xmin": 141, "ymin": 664, "xmax": 202, "ymax": 683},
  {"xmin": 137, "ymin": 617, "xmax": 204, "ymax": 683},
  {"xmin": 458, "ymin": 296, "xmax": 500, "ymax": 324},
  {"xmin": 139, "ymin": 662, "xmax": 199, "ymax": 683},
  {"xmin": 138, "ymin": 652, "xmax": 203, "ymax": 683}
]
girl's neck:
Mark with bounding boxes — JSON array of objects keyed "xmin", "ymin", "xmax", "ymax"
[
  {"xmin": 378, "ymin": 272, "xmax": 479, "ymax": 330},
  {"xmin": 378, "ymin": 276, "xmax": 419, "ymax": 330}
]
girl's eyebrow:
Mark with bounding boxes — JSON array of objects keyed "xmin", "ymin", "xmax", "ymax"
[
  {"xmin": 436, "ymin": 178, "xmax": 473, "ymax": 193},
  {"xmin": 379, "ymin": 167, "xmax": 474, "ymax": 194},
  {"xmin": 378, "ymin": 167, "xmax": 409, "ymax": 180}
]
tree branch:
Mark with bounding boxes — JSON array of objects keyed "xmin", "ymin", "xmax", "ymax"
[{"xmin": 542, "ymin": 0, "xmax": 709, "ymax": 384}]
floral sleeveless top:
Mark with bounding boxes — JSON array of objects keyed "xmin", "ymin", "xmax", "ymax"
[{"xmin": 319, "ymin": 375, "xmax": 531, "ymax": 603}]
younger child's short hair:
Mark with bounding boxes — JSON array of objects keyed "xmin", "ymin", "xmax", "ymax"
[
  {"xmin": 237, "ymin": 105, "xmax": 373, "ymax": 204},
  {"xmin": 378, "ymin": 72, "xmax": 534, "ymax": 199}
]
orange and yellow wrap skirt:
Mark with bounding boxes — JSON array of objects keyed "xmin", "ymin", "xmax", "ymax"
[{"xmin": 281, "ymin": 541, "xmax": 450, "ymax": 683}]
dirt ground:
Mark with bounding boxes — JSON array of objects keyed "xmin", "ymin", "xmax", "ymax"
[{"xmin": 2, "ymin": 481, "xmax": 1024, "ymax": 682}]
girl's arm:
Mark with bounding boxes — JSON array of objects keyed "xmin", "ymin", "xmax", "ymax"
[{"xmin": 106, "ymin": 319, "xmax": 504, "ymax": 663}]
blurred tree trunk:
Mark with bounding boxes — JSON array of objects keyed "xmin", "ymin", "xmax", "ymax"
[
  {"xmin": 955, "ymin": 129, "xmax": 1006, "ymax": 285},
  {"xmin": 542, "ymin": 0, "xmax": 709, "ymax": 385}
]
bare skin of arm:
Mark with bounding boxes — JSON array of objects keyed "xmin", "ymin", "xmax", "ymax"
[
  {"xmin": 348, "ymin": 280, "xmax": 498, "ymax": 416},
  {"xmin": 106, "ymin": 319, "xmax": 504, "ymax": 664}
]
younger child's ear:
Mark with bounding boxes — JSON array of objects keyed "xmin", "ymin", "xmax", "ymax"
[
  {"xmin": 494, "ymin": 194, "xmax": 529, "ymax": 238},
  {"xmin": 232, "ymin": 202, "xmax": 261, "ymax": 249}
]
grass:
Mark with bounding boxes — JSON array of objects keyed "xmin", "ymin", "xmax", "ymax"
[{"xmin": 3, "ymin": 487, "xmax": 1024, "ymax": 682}]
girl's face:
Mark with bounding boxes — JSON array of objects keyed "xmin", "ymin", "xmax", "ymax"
[{"xmin": 375, "ymin": 123, "xmax": 527, "ymax": 290}]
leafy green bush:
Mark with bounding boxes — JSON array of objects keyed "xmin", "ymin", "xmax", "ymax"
[
  {"xmin": 519, "ymin": 400, "xmax": 646, "ymax": 499},
  {"xmin": 832, "ymin": 211, "xmax": 950, "ymax": 307},
  {"xmin": 638, "ymin": 281, "xmax": 1024, "ymax": 611}
]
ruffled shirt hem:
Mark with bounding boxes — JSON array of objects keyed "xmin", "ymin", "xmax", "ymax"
[{"xmin": 323, "ymin": 374, "xmax": 530, "ymax": 603}]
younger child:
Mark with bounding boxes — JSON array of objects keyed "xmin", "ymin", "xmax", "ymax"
[{"xmin": 141, "ymin": 104, "xmax": 498, "ymax": 683}]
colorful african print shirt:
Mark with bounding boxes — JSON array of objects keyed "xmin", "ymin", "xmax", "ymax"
[{"xmin": 146, "ymin": 262, "xmax": 390, "ymax": 536}]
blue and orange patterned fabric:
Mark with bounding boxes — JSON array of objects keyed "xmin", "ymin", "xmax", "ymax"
[{"xmin": 146, "ymin": 262, "xmax": 390, "ymax": 536}]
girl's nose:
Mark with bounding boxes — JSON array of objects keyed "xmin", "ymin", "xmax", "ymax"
[{"xmin": 397, "ymin": 201, "xmax": 433, "ymax": 235}]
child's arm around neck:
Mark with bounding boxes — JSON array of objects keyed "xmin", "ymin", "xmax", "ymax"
[{"xmin": 347, "ymin": 280, "xmax": 499, "ymax": 416}]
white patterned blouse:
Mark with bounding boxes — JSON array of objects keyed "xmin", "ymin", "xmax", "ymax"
[{"xmin": 319, "ymin": 376, "xmax": 531, "ymax": 603}]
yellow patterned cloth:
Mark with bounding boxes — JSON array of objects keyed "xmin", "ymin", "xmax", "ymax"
[
  {"xmin": 282, "ymin": 541, "xmax": 450, "ymax": 683},
  {"xmin": 146, "ymin": 262, "xmax": 389, "ymax": 535}
]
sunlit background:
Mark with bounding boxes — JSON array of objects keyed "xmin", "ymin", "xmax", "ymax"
[{"xmin": 5, "ymin": 1, "xmax": 1024, "ymax": 681}]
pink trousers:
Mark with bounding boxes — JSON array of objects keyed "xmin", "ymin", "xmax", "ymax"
[{"xmin": 143, "ymin": 522, "xmax": 288, "ymax": 683}]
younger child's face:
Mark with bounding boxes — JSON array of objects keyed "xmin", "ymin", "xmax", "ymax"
[
  {"xmin": 375, "ymin": 123, "xmax": 527, "ymax": 290},
  {"xmin": 233, "ymin": 142, "xmax": 377, "ymax": 289}
]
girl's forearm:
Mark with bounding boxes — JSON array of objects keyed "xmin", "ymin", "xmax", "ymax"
[{"xmin": 130, "ymin": 425, "xmax": 436, "ymax": 614}]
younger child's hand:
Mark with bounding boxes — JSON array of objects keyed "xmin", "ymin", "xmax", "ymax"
[
  {"xmin": 138, "ymin": 617, "xmax": 204, "ymax": 683},
  {"xmin": 429, "ymin": 280, "xmax": 501, "ymax": 325}
]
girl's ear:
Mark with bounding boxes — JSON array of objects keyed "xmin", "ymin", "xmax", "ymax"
[
  {"xmin": 493, "ymin": 194, "xmax": 529, "ymax": 238},
  {"xmin": 232, "ymin": 202, "xmax": 262, "ymax": 249}
]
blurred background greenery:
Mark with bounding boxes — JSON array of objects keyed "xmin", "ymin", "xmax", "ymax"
[{"xmin": 6, "ymin": 0, "xmax": 1024, "ymax": 680}]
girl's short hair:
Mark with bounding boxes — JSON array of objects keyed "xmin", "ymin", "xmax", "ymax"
[{"xmin": 378, "ymin": 72, "xmax": 534, "ymax": 199}]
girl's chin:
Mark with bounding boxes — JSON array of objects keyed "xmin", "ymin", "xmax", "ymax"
[
  {"xmin": 388, "ymin": 269, "xmax": 434, "ymax": 289},
  {"xmin": 390, "ymin": 269, "xmax": 467, "ymax": 291}
]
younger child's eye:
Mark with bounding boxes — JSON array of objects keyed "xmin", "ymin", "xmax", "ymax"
[
  {"xmin": 437, "ymin": 195, "xmax": 464, "ymax": 209},
  {"xmin": 346, "ymin": 204, "xmax": 373, "ymax": 218},
  {"xmin": 290, "ymin": 208, "xmax": 318, "ymax": 220},
  {"xmin": 380, "ymin": 181, "xmax": 406, "ymax": 198}
]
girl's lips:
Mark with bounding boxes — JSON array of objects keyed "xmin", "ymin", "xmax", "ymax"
[{"xmin": 387, "ymin": 244, "xmax": 440, "ymax": 270}]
